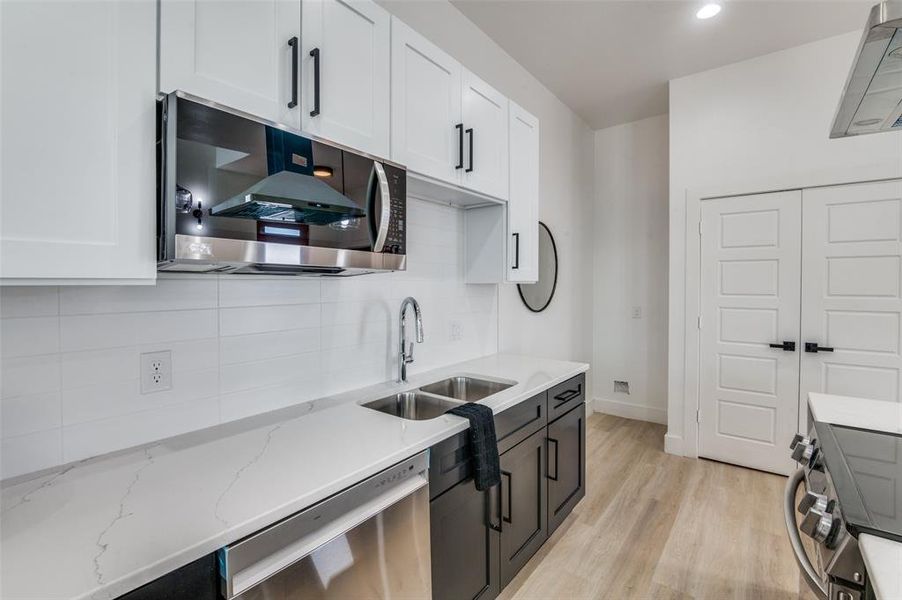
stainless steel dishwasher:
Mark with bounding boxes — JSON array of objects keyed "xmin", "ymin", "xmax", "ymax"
[{"xmin": 218, "ymin": 452, "xmax": 431, "ymax": 599}]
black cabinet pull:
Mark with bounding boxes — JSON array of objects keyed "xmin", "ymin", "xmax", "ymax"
[
  {"xmin": 769, "ymin": 341, "xmax": 796, "ymax": 352},
  {"xmin": 455, "ymin": 123, "xmax": 464, "ymax": 169},
  {"xmin": 805, "ymin": 342, "xmax": 834, "ymax": 353},
  {"xmin": 501, "ymin": 470, "xmax": 512, "ymax": 524},
  {"xmin": 287, "ymin": 37, "xmax": 299, "ymax": 109},
  {"xmin": 512, "ymin": 233, "xmax": 520, "ymax": 269},
  {"xmin": 553, "ymin": 385, "xmax": 581, "ymax": 407},
  {"xmin": 486, "ymin": 483, "xmax": 502, "ymax": 532},
  {"xmin": 465, "ymin": 128, "xmax": 474, "ymax": 172},
  {"xmin": 309, "ymin": 47, "xmax": 321, "ymax": 117},
  {"xmin": 547, "ymin": 437, "xmax": 559, "ymax": 481}
]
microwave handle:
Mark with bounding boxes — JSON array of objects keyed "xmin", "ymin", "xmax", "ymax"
[{"xmin": 372, "ymin": 162, "xmax": 391, "ymax": 253}]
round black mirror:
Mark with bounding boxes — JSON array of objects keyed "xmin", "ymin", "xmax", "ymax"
[{"xmin": 517, "ymin": 222, "xmax": 558, "ymax": 313}]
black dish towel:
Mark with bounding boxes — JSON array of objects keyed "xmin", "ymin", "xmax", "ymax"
[{"xmin": 447, "ymin": 403, "xmax": 500, "ymax": 491}]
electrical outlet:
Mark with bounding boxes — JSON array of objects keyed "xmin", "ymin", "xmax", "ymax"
[
  {"xmin": 631, "ymin": 306, "xmax": 642, "ymax": 319},
  {"xmin": 141, "ymin": 350, "xmax": 172, "ymax": 394},
  {"xmin": 614, "ymin": 380, "xmax": 630, "ymax": 394},
  {"xmin": 450, "ymin": 320, "xmax": 463, "ymax": 341}
]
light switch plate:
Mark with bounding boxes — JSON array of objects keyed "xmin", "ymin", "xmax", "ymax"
[{"xmin": 140, "ymin": 350, "xmax": 172, "ymax": 394}]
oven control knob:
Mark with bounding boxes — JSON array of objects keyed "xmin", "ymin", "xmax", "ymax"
[
  {"xmin": 800, "ymin": 507, "xmax": 836, "ymax": 544},
  {"xmin": 791, "ymin": 439, "xmax": 817, "ymax": 465},
  {"xmin": 797, "ymin": 491, "xmax": 829, "ymax": 515}
]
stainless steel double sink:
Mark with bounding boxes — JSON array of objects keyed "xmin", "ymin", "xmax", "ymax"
[{"xmin": 362, "ymin": 376, "xmax": 515, "ymax": 420}]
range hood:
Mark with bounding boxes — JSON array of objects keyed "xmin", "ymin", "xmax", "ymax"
[{"xmin": 831, "ymin": 2, "xmax": 902, "ymax": 138}]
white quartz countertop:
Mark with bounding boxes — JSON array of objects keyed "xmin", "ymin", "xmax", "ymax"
[
  {"xmin": 0, "ymin": 354, "xmax": 588, "ymax": 600},
  {"xmin": 808, "ymin": 393, "xmax": 902, "ymax": 599}
]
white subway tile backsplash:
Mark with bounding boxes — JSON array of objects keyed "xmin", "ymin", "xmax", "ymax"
[
  {"xmin": 59, "ymin": 279, "xmax": 217, "ymax": 315},
  {"xmin": 219, "ymin": 278, "xmax": 321, "ymax": 307},
  {"xmin": 1, "ymin": 392, "xmax": 62, "ymax": 438},
  {"xmin": 1, "ymin": 199, "xmax": 498, "ymax": 479},
  {"xmin": 220, "ymin": 304, "xmax": 320, "ymax": 337},
  {"xmin": 1, "ymin": 316, "xmax": 60, "ymax": 358},
  {"xmin": 0, "ymin": 287, "xmax": 59, "ymax": 318},
  {"xmin": 60, "ymin": 309, "xmax": 218, "ymax": 351}
]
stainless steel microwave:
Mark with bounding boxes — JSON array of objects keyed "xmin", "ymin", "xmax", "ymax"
[{"xmin": 157, "ymin": 92, "xmax": 406, "ymax": 275}]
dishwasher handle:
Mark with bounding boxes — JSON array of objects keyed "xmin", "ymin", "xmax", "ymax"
[
  {"xmin": 220, "ymin": 452, "xmax": 429, "ymax": 599},
  {"xmin": 784, "ymin": 468, "xmax": 828, "ymax": 600}
]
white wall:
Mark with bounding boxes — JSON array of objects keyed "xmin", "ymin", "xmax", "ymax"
[
  {"xmin": 667, "ymin": 31, "xmax": 902, "ymax": 454},
  {"xmin": 380, "ymin": 0, "xmax": 596, "ymax": 370},
  {"xmin": 0, "ymin": 200, "xmax": 497, "ymax": 479},
  {"xmin": 593, "ymin": 115, "xmax": 669, "ymax": 424}
]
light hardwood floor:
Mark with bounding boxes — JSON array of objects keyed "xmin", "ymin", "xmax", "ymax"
[{"xmin": 500, "ymin": 413, "xmax": 818, "ymax": 600}]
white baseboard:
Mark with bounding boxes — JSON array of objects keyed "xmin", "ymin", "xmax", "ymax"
[
  {"xmin": 592, "ymin": 397, "xmax": 667, "ymax": 425},
  {"xmin": 664, "ymin": 433, "xmax": 683, "ymax": 456}
]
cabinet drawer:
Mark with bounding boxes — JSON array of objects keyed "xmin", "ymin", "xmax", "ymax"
[
  {"xmin": 547, "ymin": 374, "xmax": 585, "ymax": 423},
  {"xmin": 428, "ymin": 430, "xmax": 472, "ymax": 500},
  {"xmin": 496, "ymin": 392, "xmax": 546, "ymax": 455}
]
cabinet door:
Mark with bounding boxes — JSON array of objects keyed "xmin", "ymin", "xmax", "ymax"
[
  {"xmin": 160, "ymin": 0, "xmax": 301, "ymax": 128},
  {"xmin": 390, "ymin": 17, "xmax": 462, "ymax": 185},
  {"xmin": 0, "ymin": 0, "xmax": 157, "ymax": 283},
  {"xmin": 507, "ymin": 102, "xmax": 539, "ymax": 282},
  {"xmin": 547, "ymin": 403, "xmax": 586, "ymax": 535},
  {"xmin": 301, "ymin": 0, "xmax": 390, "ymax": 158},
  {"xmin": 430, "ymin": 480, "xmax": 501, "ymax": 600},
  {"xmin": 461, "ymin": 70, "xmax": 509, "ymax": 200},
  {"xmin": 499, "ymin": 428, "xmax": 547, "ymax": 587}
]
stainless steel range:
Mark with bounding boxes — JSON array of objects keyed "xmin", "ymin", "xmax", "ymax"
[{"xmin": 785, "ymin": 421, "xmax": 902, "ymax": 600}]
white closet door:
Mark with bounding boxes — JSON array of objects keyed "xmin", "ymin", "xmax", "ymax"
[
  {"xmin": 699, "ymin": 192, "xmax": 801, "ymax": 475},
  {"xmin": 800, "ymin": 180, "xmax": 902, "ymax": 417}
]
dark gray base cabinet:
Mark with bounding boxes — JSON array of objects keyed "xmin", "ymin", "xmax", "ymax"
[
  {"xmin": 499, "ymin": 427, "xmax": 548, "ymax": 587},
  {"xmin": 547, "ymin": 402, "xmax": 586, "ymax": 535}
]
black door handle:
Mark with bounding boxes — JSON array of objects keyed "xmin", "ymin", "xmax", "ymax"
[
  {"xmin": 486, "ymin": 483, "xmax": 502, "ymax": 532},
  {"xmin": 465, "ymin": 128, "xmax": 474, "ymax": 172},
  {"xmin": 287, "ymin": 37, "xmax": 299, "ymax": 109},
  {"xmin": 553, "ymin": 385, "xmax": 581, "ymax": 407},
  {"xmin": 309, "ymin": 47, "xmax": 321, "ymax": 117},
  {"xmin": 455, "ymin": 123, "xmax": 464, "ymax": 169},
  {"xmin": 805, "ymin": 342, "xmax": 834, "ymax": 353},
  {"xmin": 512, "ymin": 233, "xmax": 520, "ymax": 269},
  {"xmin": 501, "ymin": 470, "xmax": 512, "ymax": 524},
  {"xmin": 547, "ymin": 437, "xmax": 559, "ymax": 481},
  {"xmin": 769, "ymin": 341, "xmax": 796, "ymax": 352}
]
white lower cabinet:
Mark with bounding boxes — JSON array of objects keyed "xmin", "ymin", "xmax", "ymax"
[
  {"xmin": 159, "ymin": 0, "xmax": 302, "ymax": 129},
  {"xmin": 0, "ymin": 0, "xmax": 157, "ymax": 283},
  {"xmin": 301, "ymin": 0, "xmax": 391, "ymax": 158}
]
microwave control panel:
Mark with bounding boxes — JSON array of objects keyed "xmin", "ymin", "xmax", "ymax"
[{"xmin": 382, "ymin": 163, "xmax": 406, "ymax": 256}]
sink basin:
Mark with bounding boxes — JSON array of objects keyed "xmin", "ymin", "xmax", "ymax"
[
  {"xmin": 362, "ymin": 392, "xmax": 462, "ymax": 420},
  {"xmin": 418, "ymin": 376, "xmax": 514, "ymax": 403}
]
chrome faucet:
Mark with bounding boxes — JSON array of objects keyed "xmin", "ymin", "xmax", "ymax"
[{"xmin": 398, "ymin": 297, "xmax": 424, "ymax": 382}]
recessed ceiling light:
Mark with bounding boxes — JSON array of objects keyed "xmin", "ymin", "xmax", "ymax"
[
  {"xmin": 696, "ymin": 2, "xmax": 722, "ymax": 19},
  {"xmin": 854, "ymin": 118, "xmax": 882, "ymax": 127}
]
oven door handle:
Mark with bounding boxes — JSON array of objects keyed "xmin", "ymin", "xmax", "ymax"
[
  {"xmin": 784, "ymin": 468, "xmax": 828, "ymax": 600},
  {"xmin": 372, "ymin": 161, "xmax": 391, "ymax": 253}
]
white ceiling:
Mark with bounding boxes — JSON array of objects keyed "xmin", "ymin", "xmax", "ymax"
[{"xmin": 451, "ymin": 0, "xmax": 875, "ymax": 129}]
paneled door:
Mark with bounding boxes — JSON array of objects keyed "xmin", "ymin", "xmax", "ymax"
[
  {"xmin": 699, "ymin": 192, "xmax": 802, "ymax": 475},
  {"xmin": 301, "ymin": 0, "xmax": 390, "ymax": 158},
  {"xmin": 799, "ymin": 180, "xmax": 902, "ymax": 414},
  {"xmin": 159, "ymin": 0, "xmax": 301, "ymax": 129}
]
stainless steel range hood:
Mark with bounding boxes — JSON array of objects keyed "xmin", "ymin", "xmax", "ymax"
[{"xmin": 831, "ymin": 2, "xmax": 902, "ymax": 138}]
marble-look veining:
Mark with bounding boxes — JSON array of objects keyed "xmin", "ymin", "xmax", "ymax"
[
  {"xmin": 808, "ymin": 393, "xmax": 902, "ymax": 600},
  {"xmin": 0, "ymin": 354, "xmax": 588, "ymax": 600}
]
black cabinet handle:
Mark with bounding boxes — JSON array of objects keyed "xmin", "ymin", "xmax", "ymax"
[
  {"xmin": 547, "ymin": 437, "xmax": 559, "ymax": 481},
  {"xmin": 769, "ymin": 341, "xmax": 796, "ymax": 352},
  {"xmin": 465, "ymin": 128, "xmax": 474, "ymax": 172},
  {"xmin": 805, "ymin": 342, "xmax": 834, "ymax": 353},
  {"xmin": 553, "ymin": 384, "xmax": 581, "ymax": 407},
  {"xmin": 501, "ymin": 470, "xmax": 512, "ymax": 524},
  {"xmin": 486, "ymin": 483, "xmax": 502, "ymax": 532},
  {"xmin": 287, "ymin": 37, "xmax": 299, "ymax": 109},
  {"xmin": 309, "ymin": 47, "xmax": 321, "ymax": 117},
  {"xmin": 512, "ymin": 233, "xmax": 520, "ymax": 269},
  {"xmin": 455, "ymin": 123, "xmax": 464, "ymax": 169}
]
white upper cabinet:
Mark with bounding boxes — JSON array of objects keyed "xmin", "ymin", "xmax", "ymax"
[
  {"xmin": 391, "ymin": 17, "xmax": 463, "ymax": 186},
  {"xmin": 507, "ymin": 102, "xmax": 539, "ymax": 282},
  {"xmin": 461, "ymin": 71, "xmax": 509, "ymax": 200},
  {"xmin": 302, "ymin": 0, "xmax": 390, "ymax": 158},
  {"xmin": 1, "ymin": 0, "xmax": 157, "ymax": 283},
  {"xmin": 160, "ymin": 0, "xmax": 301, "ymax": 129}
]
